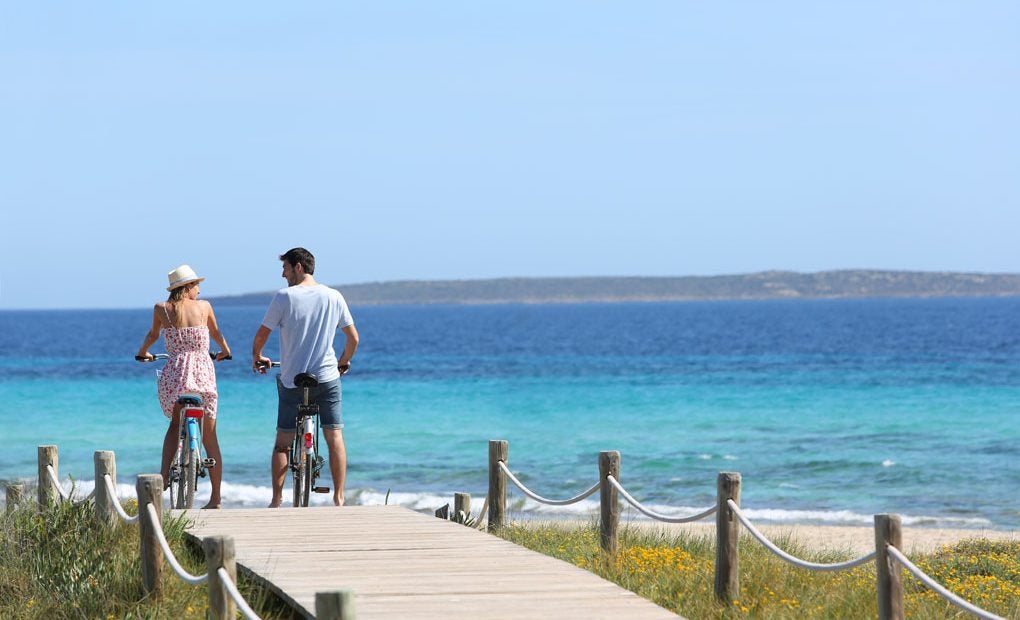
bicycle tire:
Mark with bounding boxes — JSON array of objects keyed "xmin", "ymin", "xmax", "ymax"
[
  {"xmin": 292, "ymin": 439, "xmax": 306, "ymax": 507},
  {"xmin": 182, "ymin": 447, "xmax": 199, "ymax": 508},
  {"xmin": 168, "ymin": 452, "xmax": 185, "ymax": 509},
  {"xmin": 301, "ymin": 450, "xmax": 313, "ymax": 506}
]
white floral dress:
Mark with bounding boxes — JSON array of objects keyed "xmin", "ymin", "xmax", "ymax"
[{"xmin": 157, "ymin": 325, "xmax": 218, "ymax": 419}]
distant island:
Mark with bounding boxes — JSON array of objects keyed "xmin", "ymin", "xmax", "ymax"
[{"xmin": 210, "ymin": 270, "xmax": 1020, "ymax": 306}]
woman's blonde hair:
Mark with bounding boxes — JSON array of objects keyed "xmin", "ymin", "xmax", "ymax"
[{"xmin": 165, "ymin": 282, "xmax": 197, "ymax": 328}]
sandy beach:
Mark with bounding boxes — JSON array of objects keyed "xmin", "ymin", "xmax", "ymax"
[
  {"xmin": 524, "ymin": 517, "xmax": 1018, "ymax": 556},
  {"xmin": 616, "ymin": 521, "xmax": 1019, "ymax": 555}
]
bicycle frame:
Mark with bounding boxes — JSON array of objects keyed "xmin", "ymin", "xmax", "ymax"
[{"xmin": 170, "ymin": 394, "xmax": 209, "ymax": 509}]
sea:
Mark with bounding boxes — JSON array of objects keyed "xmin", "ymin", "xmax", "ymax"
[{"xmin": 1, "ymin": 297, "xmax": 1018, "ymax": 529}]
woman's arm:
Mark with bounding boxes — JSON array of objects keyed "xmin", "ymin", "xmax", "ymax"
[
  {"xmin": 136, "ymin": 304, "xmax": 163, "ymax": 359},
  {"xmin": 205, "ymin": 301, "xmax": 231, "ymax": 360}
]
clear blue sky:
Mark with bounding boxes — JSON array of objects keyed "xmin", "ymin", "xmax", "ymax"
[{"xmin": 2, "ymin": 2, "xmax": 1017, "ymax": 309}]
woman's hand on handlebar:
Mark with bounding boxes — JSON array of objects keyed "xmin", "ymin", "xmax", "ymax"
[
  {"xmin": 213, "ymin": 351, "xmax": 232, "ymax": 362},
  {"xmin": 135, "ymin": 352, "xmax": 155, "ymax": 362}
]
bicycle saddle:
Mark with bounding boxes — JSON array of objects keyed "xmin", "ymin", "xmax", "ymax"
[
  {"xmin": 177, "ymin": 393, "xmax": 203, "ymax": 406},
  {"xmin": 294, "ymin": 373, "xmax": 319, "ymax": 389}
]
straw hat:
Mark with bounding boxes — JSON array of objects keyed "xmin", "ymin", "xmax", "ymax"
[{"xmin": 166, "ymin": 265, "xmax": 205, "ymax": 291}]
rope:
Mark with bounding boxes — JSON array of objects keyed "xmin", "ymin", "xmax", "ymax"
[
  {"xmin": 886, "ymin": 545, "xmax": 1005, "ymax": 620},
  {"xmin": 103, "ymin": 474, "xmax": 139, "ymax": 524},
  {"xmin": 474, "ymin": 495, "xmax": 489, "ymax": 530},
  {"xmin": 45, "ymin": 465, "xmax": 70, "ymax": 501},
  {"xmin": 498, "ymin": 461, "xmax": 599, "ymax": 506},
  {"xmin": 217, "ymin": 567, "xmax": 262, "ymax": 620},
  {"xmin": 145, "ymin": 503, "xmax": 208, "ymax": 585},
  {"xmin": 606, "ymin": 475, "xmax": 718, "ymax": 523},
  {"xmin": 727, "ymin": 500, "xmax": 877, "ymax": 572}
]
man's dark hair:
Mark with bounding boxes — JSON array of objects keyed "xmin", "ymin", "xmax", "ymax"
[{"xmin": 280, "ymin": 247, "xmax": 315, "ymax": 275}]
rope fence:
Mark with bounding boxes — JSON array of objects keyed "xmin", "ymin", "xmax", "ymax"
[
  {"xmin": 886, "ymin": 545, "xmax": 1006, "ymax": 620},
  {"xmin": 474, "ymin": 438, "xmax": 1009, "ymax": 620},
  {"xmin": 727, "ymin": 499, "xmax": 877, "ymax": 571},
  {"xmin": 218, "ymin": 567, "xmax": 261, "ymax": 620},
  {"xmin": 146, "ymin": 503, "xmax": 208, "ymax": 585},
  {"xmin": 498, "ymin": 461, "xmax": 599, "ymax": 506},
  {"xmin": 607, "ymin": 474, "xmax": 717, "ymax": 524},
  {"xmin": 8, "ymin": 445, "xmax": 357, "ymax": 620},
  {"xmin": 103, "ymin": 474, "xmax": 139, "ymax": 524},
  {"xmin": 10, "ymin": 441, "xmax": 1010, "ymax": 620}
]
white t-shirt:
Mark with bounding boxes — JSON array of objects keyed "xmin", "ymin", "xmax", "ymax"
[{"xmin": 261, "ymin": 284, "xmax": 355, "ymax": 388}]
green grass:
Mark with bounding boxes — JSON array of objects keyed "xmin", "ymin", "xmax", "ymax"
[
  {"xmin": 496, "ymin": 520, "xmax": 1020, "ymax": 619},
  {"xmin": 0, "ymin": 496, "xmax": 293, "ymax": 619}
]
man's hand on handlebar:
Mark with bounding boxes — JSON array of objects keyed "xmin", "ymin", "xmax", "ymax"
[
  {"xmin": 338, "ymin": 361, "xmax": 351, "ymax": 376},
  {"xmin": 254, "ymin": 356, "xmax": 273, "ymax": 374}
]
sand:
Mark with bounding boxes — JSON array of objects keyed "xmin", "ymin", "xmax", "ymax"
[{"xmin": 616, "ymin": 521, "xmax": 1020, "ymax": 555}]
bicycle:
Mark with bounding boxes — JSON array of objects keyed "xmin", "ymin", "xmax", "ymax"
[
  {"xmin": 136, "ymin": 352, "xmax": 229, "ymax": 508},
  {"xmin": 257, "ymin": 361, "xmax": 329, "ymax": 507}
]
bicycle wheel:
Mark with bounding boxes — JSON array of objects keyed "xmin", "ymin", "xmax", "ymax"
[
  {"xmin": 301, "ymin": 451, "xmax": 313, "ymax": 506},
  {"xmin": 168, "ymin": 450, "xmax": 185, "ymax": 509},
  {"xmin": 292, "ymin": 439, "xmax": 306, "ymax": 507},
  {"xmin": 182, "ymin": 447, "xmax": 199, "ymax": 508}
]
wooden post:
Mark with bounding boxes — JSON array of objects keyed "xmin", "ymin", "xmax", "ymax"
[
  {"xmin": 454, "ymin": 492, "xmax": 471, "ymax": 525},
  {"xmin": 94, "ymin": 451, "xmax": 117, "ymax": 528},
  {"xmin": 204, "ymin": 535, "xmax": 238, "ymax": 619},
  {"xmin": 137, "ymin": 474, "xmax": 164, "ymax": 596},
  {"xmin": 487, "ymin": 439, "xmax": 508, "ymax": 531},
  {"xmin": 5, "ymin": 484, "xmax": 24, "ymax": 513},
  {"xmin": 874, "ymin": 514, "xmax": 904, "ymax": 620},
  {"xmin": 316, "ymin": 590, "xmax": 356, "ymax": 620},
  {"xmin": 599, "ymin": 451, "xmax": 620, "ymax": 554},
  {"xmin": 714, "ymin": 472, "xmax": 741, "ymax": 603},
  {"xmin": 37, "ymin": 445, "xmax": 59, "ymax": 507}
]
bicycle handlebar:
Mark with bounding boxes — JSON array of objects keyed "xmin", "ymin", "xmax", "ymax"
[{"xmin": 135, "ymin": 353, "xmax": 231, "ymax": 362}]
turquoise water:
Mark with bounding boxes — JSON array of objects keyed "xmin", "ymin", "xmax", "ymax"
[{"xmin": 1, "ymin": 299, "xmax": 1018, "ymax": 528}]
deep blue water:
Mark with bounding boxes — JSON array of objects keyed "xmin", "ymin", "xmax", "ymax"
[{"xmin": 1, "ymin": 297, "xmax": 1018, "ymax": 528}]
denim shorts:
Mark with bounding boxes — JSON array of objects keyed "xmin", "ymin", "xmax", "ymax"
[{"xmin": 276, "ymin": 376, "xmax": 343, "ymax": 431}]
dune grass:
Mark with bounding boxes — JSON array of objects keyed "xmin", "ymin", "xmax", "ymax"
[
  {"xmin": 0, "ymin": 496, "xmax": 292, "ymax": 620},
  {"xmin": 4, "ymin": 497, "xmax": 1018, "ymax": 619},
  {"xmin": 496, "ymin": 521, "xmax": 1020, "ymax": 618}
]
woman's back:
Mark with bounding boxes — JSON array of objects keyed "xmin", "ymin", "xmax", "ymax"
[{"xmin": 161, "ymin": 299, "xmax": 209, "ymax": 329}]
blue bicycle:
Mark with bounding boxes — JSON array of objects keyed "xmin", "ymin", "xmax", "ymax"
[{"xmin": 136, "ymin": 352, "xmax": 227, "ymax": 508}]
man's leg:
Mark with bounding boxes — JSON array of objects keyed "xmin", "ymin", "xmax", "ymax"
[
  {"xmin": 269, "ymin": 431, "xmax": 294, "ymax": 508},
  {"xmin": 322, "ymin": 428, "xmax": 346, "ymax": 506}
]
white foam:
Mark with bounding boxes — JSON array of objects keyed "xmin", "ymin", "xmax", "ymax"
[
  {"xmin": 882, "ymin": 459, "xmax": 896, "ymax": 467},
  {"xmin": 12, "ymin": 479, "xmax": 995, "ymax": 529}
]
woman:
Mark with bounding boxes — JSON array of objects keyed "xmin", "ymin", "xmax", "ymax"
[{"xmin": 136, "ymin": 265, "xmax": 231, "ymax": 509}]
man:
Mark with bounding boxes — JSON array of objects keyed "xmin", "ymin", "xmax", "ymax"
[{"xmin": 252, "ymin": 247, "xmax": 359, "ymax": 507}]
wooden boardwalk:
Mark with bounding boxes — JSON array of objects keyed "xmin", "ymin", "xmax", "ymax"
[{"xmin": 181, "ymin": 505, "xmax": 680, "ymax": 619}]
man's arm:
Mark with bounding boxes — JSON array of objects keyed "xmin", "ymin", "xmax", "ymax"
[
  {"xmin": 337, "ymin": 324, "xmax": 359, "ymax": 374},
  {"xmin": 252, "ymin": 325, "xmax": 273, "ymax": 373}
]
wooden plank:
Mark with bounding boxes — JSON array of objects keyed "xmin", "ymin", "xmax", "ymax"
[{"xmin": 181, "ymin": 506, "xmax": 680, "ymax": 619}]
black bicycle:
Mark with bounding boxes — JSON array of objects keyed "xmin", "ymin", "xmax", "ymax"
[{"xmin": 259, "ymin": 361, "xmax": 329, "ymax": 507}]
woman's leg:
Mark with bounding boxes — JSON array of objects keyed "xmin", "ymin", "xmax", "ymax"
[
  {"xmin": 161, "ymin": 407, "xmax": 182, "ymax": 489},
  {"xmin": 201, "ymin": 417, "xmax": 223, "ymax": 508}
]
